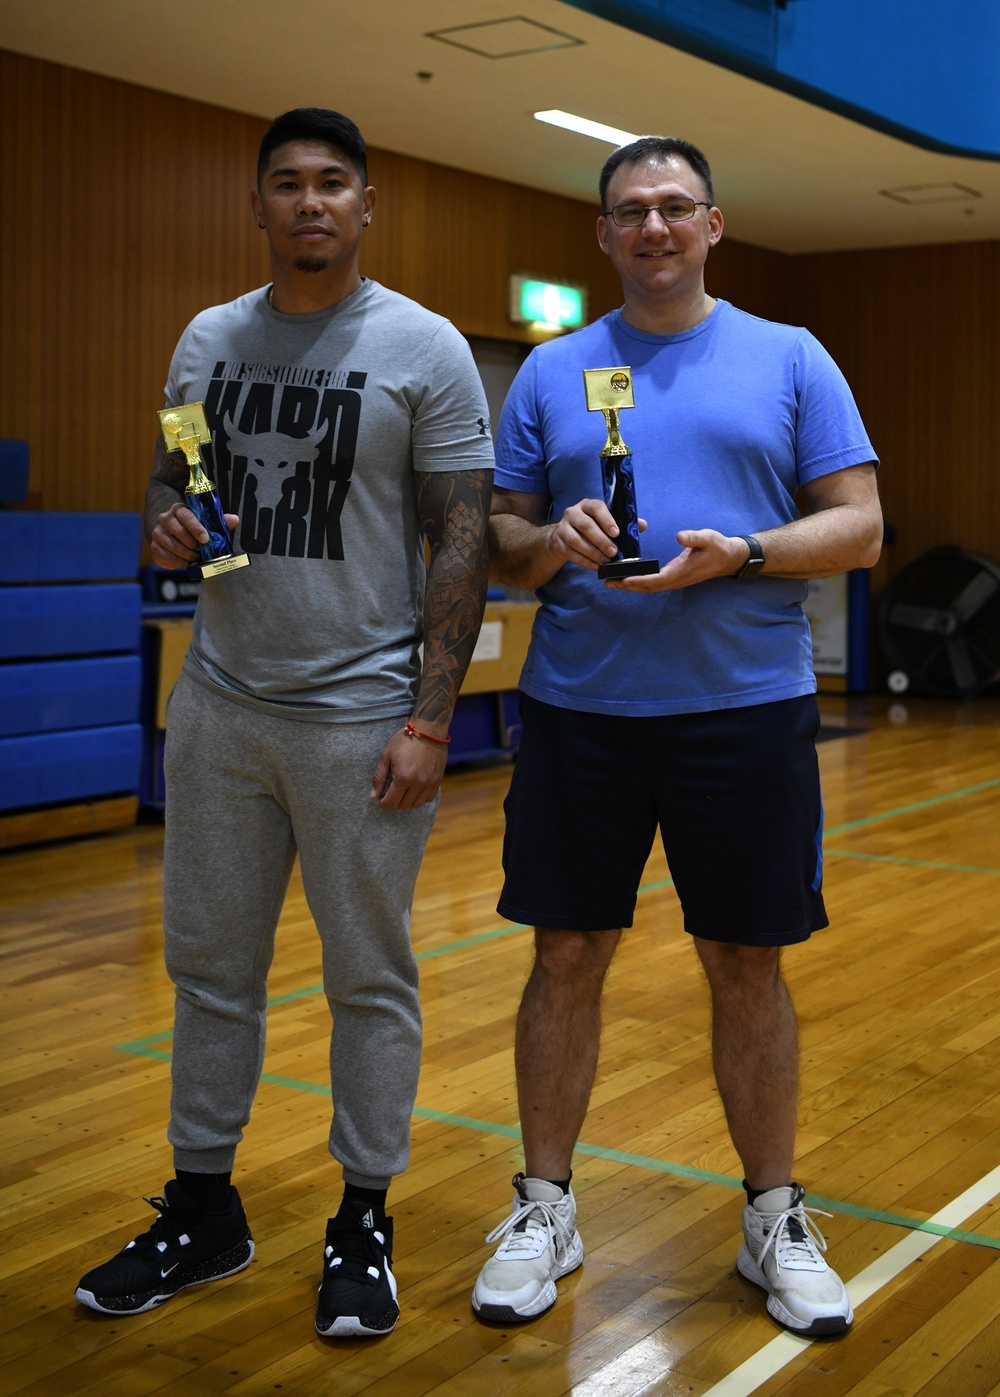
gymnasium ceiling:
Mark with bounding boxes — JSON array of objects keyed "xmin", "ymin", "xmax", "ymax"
[{"xmin": 3, "ymin": 0, "xmax": 999, "ymax": 253}]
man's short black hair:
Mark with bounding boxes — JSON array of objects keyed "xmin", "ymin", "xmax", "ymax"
[
  {"xmin": 257, "ymin": 108, "xmax": 367, "ymax": 188},
  {"xmin": 599, "ymin": 136, "xmax": 714, "ymax": 211}
]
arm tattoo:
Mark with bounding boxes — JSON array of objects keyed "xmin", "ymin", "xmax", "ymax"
[
  {"xmin": 414, "ymin": 467, "xmax": 493, "ymax": 726},
  {"xmin": 143, "ymin": 435, "xmax": 189, "ymax": 541}
]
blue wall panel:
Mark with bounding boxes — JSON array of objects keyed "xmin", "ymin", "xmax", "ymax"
[
  {"xmin": 568, "ymin": 0, "xmax": 1000, "ymax": 158},
  {"xmin": 0, "ymin": 724, "xmax": 144, "ymax": 812}
]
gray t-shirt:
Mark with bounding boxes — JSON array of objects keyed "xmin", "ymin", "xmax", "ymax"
[{"xmin": 164, "ymin": 279, "xmax": 493, "ymax": 720}]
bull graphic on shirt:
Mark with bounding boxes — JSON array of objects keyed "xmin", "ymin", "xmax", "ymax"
[{"xmin": 203, "ymin": 367, "xmax": 366, "ymax": 559}]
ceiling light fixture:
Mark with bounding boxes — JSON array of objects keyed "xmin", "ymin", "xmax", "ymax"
[{"xmin": 534, "ymin": 109, "xmax": 638, "ymax": 147}]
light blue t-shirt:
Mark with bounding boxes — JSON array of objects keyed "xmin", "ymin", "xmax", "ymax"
[{"xmin": 494, "ymin": 300, "xmax": 876, "ymax": 716}]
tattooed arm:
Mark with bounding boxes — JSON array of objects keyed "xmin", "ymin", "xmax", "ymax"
[
  {"xmin": 371, "ymin": 466, "xmax": 493, "ymax": 810},
  {"xmin": 144, "ymin": 435, "xmax": 239, "ymax": 568}
]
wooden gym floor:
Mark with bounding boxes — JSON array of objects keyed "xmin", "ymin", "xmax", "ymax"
[{"xmin": 1, "ymin": 694, "xmax": 999, "ymax": 1396}]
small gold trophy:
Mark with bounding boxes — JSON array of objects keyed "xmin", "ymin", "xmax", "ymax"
[
  {"xmin": 583, "ymin": 367, "xmax": 659, "ymax": 579},
  {"xmin": 157, "ymin": 403, "xmax": 250, "ymax": 578}
]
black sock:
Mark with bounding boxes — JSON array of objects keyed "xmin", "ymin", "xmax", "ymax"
[
  {"xmin": 546, "ymin": 1177, "xmax": 572, "ymax": 1195},
  {"xmin": 176, "ymin": 1169, "xmax": 232, "ymax": 1211},
  {"xmin": 337, "ymin": 1182, "xmax": 388, "ymax": 1224},
  {"xmin": 743, "ymin": 1179, "xmax": 790, "ymax": 1206}
]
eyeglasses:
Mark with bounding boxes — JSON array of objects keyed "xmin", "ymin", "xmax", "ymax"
[{"xmin": 603, "ymin": 198, "xmax": 711, "ymax": 227}]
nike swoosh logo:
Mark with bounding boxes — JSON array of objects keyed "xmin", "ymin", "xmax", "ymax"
[{"xmin": 161, "ymin": 1264, "xmax": 179, "ymax": 1278}]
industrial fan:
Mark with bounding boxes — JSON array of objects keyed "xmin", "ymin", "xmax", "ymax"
[{"xmin": 879, "ymin": 546, "xmax": 1000, "ymax": 698}]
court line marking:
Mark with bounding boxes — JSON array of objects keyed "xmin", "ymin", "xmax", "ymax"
[
  {"xmin": 111, "ymin": 775, "xmax": 1000, "ymax": 1264},
  {"xmin": 110, "ymin": 1040, "xmax": 1000, "ymax": 1254},
  {"xmin": 700, "ymin": 1162, "xmax": 1000, "ymax": 1397},
  {"xmin": 824, "ymin": 776, "xmax": 1000, "ymax": 838},
  {"xmin": 117, "ymin": 776, "xmax": 994, "ymax": 1018},
  {"xmin": 825, "ymin": 849, "xmax": 1000, "ymax": 876}
]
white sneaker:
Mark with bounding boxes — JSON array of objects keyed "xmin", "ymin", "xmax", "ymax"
[
  {"xmin": 737, "ymin": 1184, "xmax": 853, "ymax": 1336},
  {"xmin": 472, "ymin": 1174, "xmax": 584, "ymax": 1323}
]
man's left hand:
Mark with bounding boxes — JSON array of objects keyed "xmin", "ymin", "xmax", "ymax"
[
  {"xmin": 604, "ymin": 529, "xmax": 748, "ymax": 592},
  {"xmin": 371, "ymin": 729, "xmax": 448, "ymax": 810}
]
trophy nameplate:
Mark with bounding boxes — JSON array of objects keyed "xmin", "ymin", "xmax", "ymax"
[
  {"xmin": 583, "ymin": 368, "xmax": 659, "ymax": 580},
  {"xmin": 158, "ymin": 403, "xmax": 250, "ymax": 579}
]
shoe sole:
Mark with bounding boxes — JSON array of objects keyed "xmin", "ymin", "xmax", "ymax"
[
  {"xmin": 736, "ymin": 1244, "xmax": 853, "ymax": 1336},
  {"xmin": 74, "ymin": 1238, "xmax": 255, "ymax": 1315},
  {"xmin": 472, "ymin": 1231, "xmax": 584, "ymax": 1324},
  {"xmin": 315, "ymin": 1300, "xmax": 400, "ymax": 1339}
]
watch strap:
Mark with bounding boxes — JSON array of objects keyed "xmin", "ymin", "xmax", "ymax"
[{"xmin": 733, "ymin": 534, "xmax": 765, "ymax": 579}]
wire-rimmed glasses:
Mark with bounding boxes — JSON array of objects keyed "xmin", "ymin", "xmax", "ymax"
[{"xmin": 603, "ymin": 198, "xmax": 712, "ymax": 227}]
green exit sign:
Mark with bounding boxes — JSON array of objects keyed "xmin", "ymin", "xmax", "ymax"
[{"xmin": 509, "ymin": 275, "xmax": 586, "ymax": 330}]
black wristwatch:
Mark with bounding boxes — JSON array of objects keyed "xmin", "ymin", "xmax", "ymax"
[{"xmin": 733, "ymin": 534, "xmax": 765, "ymax": 580}]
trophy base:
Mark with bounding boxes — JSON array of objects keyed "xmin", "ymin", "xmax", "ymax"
[
  {"xmin": 598, "ymin": 557, "xmax": 660, "ymax": 580},
  {"xmin": 200, "ymin": 553, "xmax": 251, "ymax": 579}
]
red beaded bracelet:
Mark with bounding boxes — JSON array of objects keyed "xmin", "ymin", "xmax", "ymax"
[{"xmin": 403, "ymin": 720, "xmax": 451, "ymax": 745}]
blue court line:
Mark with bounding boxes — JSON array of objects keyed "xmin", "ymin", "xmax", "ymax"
[{"xmin": 111, "ymin": 1041, "xmax": 1000, "ymax": 1253}]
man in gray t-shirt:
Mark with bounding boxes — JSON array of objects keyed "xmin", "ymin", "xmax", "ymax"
[{"xmin": 76, "ymin": 107, "xmax": 493, "ymax": 1340}]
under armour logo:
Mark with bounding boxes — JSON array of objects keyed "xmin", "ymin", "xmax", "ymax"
[{"xmin": 476, "ymin": 417, "xmax": 490, "ymax": 436}]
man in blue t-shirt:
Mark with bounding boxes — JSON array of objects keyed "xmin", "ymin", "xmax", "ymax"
[{"xmin": 472, "ymin": 136, "xmax": 881, "ymax": 1338}]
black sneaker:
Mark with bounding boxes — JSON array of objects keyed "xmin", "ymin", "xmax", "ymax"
[
  {"xmin": 315, "ymin": 1210, "xmax": 399, "ymax": 1337},
  {"xmin": 75, "ymin": 1179, "xmax": 254, "ymax": 1315}
]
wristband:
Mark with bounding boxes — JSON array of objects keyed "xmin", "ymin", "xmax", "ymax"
[
  {"xmin": 403, "ymin": 720, "xmax": 451, "ymax": 745},
  {"xmin": 732, "ymin": 534, "xmax": 765, "ymax": 580}
]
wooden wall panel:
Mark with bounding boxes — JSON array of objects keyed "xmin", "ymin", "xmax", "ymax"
[
  {"xmin": 0, "ymin": 51, "xmax": 271, "ymax": 514},
  {"xmin": 0, "ymin": 50, "xmax": 624, "ymax": 515},
  {"xmin": 707, "ymin": 235, "xmax": 790, "ymax": 324},
  {"xmin": 0, "ymin": 49, "xmax": 787, "ymax": 519},
  {"xmin": 2, "ymin": 48, "xmax": 997, "ymax": 611},
  {"xmin": 362, "ymin": 145, "xmax": 623, "ymax": 340},
  {"xmin": 790, "ymin": 241, "xmax": 1000, "ymax": 583}
]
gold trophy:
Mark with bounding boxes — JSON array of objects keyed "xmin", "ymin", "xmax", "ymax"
[
  {"xmin": 157, "ymin": 403, "xmax": 250, "ymax": 578},
  {"xmin": 583, "ymin": 367, "xmax": 659, "ymax": 579}
]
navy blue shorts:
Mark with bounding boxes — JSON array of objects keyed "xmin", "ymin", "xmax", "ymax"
[{"xmin": 497, "ymin": 693, "xmax": 828, "ymax": 946}]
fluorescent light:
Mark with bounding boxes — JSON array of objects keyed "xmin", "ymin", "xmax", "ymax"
[{"xmin": 534, "ymin": 109, "xmax": 637, "ymax": 147}]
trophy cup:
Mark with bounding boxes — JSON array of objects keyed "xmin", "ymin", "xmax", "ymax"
[
  {"xmin": 157, "ymin": 403, "xmax": 250, "ymax": 578},
  {"xmin": 583, "ymin": 367, "xmax": 659, "ymax": 580}
]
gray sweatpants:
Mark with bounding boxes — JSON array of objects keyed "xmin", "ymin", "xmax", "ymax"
[{"xmin": 162, "ymin": 673, "xmax": 436, "ymax": 1188}]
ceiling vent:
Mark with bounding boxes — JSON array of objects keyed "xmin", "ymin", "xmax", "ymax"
[
  {"xmin": 880, "ymin": 183, "xmax": 983, "ymax": 205},
  {"xmin": 425, "ymin": 16, "xmax": 584, "ymax": 58}
]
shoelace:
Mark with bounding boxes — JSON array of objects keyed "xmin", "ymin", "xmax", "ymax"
[
  {"xmin": 124, "ymin": 1196, "xmax": 194, "ymax": 1259},
  {"xmin": 485, "ymin": 1195, "xmax": 574, "ymax": 1257},
  {"xmin": 324, "ymin": 1223, "xmax": 386, "ymax": 1281},
  {"xmin": 758, "ymin": 1202, "xmax": 833, "ymax": 1270}
]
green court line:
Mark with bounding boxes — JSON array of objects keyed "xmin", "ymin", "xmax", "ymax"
[
  {"xmin": 414, "ymin": 873, "xmax": 674, "ymax": 963},
  {"xmin": 825, "ymin": 777, "xmax": 1000, "ymax": 838},
  {"xmin": 120, "ymin": 1043, "xmax": 172, "ymax": 1061},
  {"xmin": 411, "ymin": 1108, "xmax": 1000, "ymax": 1248},
  {"xmin": 269, "ymin": 982, "xmax": 324, "ymax": 1005},
  {"xmin": 268, "ymin": 876, "xmax": 670, "ymax": 990},
  {"xmin": 413, "ymin": 922, "xmax": 529, "ymax": 962},
  {"xmin": 117, "ymin": 1030, "xmax": 173, "ymax": 1054},
  {"xmin": 114, "ymin": 1040, "xmax": 1000, "ymax": 1252},
  {"xmin": 826, "ymin": 849, "xmax": 1000, "ymax": 876},
  {"xmin": 112, "ymin": 779, "xmax": 1000, "ymax": 1252},
  {"xmin": 410, "ymin": 784, "xmax": 999, "ymax": 964}
]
